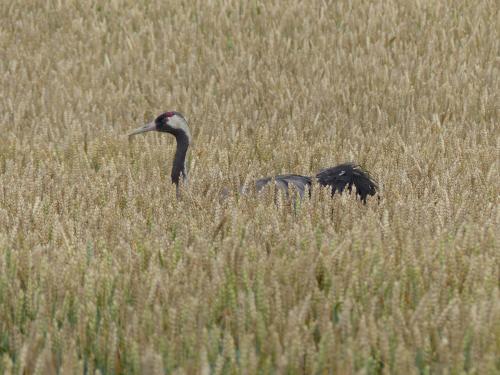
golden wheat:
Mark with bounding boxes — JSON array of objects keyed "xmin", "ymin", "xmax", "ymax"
[{"xmin": 0, "ymin": 0, "xmax": 499, "ymax": 373}]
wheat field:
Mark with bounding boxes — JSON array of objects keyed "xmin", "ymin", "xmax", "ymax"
[{"xmin": 0, "ymin": 0, "xmax": 499, "ymax": 374}]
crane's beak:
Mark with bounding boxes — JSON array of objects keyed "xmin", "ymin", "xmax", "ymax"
[{"xmin": 128, "ymin": 121, "xmax": 156, "ymax": 137}]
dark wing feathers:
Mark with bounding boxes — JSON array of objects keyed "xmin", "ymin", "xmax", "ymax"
[
  {"xmin": 315, "ymin": 162, "xmax": 377, "ymax": 203},
  {"xmin": 250, "ymin": 163, "xmax": 377, "ymax": 203}
]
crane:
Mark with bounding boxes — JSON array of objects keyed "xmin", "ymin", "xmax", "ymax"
[{"xmin": 129, "ymin": 111, "xmax": 378, "ymax": 202}]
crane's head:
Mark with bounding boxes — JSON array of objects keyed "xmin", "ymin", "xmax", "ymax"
[{"xmin": 129, "ymin": 111, "xmax": 191, "ymax": 142}]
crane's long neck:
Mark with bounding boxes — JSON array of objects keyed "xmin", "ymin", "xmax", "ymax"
[{"xmin": 171, "ymin": 132, "xmax": 189, "ymax": 189}]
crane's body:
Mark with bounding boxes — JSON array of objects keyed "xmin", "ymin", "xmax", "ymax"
[
  {"xmin": 253, "ymin": 162, "xmax": 377, "ymax": 203},
  {"xmin": 129, "ymin": 112, "xmax": 378, "ymax": 202}
]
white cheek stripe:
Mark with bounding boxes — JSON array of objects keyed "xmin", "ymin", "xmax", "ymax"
[{"xmin": 170, "ymin": 116, "xmax": 192, "ymax": 142}]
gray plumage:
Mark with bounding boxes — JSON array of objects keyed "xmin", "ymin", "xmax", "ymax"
[{"xmin": 254, "ymin": 174, "xmax": 312, "ymax": 197}]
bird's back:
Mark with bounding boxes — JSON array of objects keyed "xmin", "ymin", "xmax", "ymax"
[
  {"xmin": 247, "ymin": 163, "xmax": 377, "ymax": 203},
  {"xmin": 254, "ymin": 174, "xmax": 312, "ymax": 198}
]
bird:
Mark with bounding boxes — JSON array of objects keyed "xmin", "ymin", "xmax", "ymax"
[{"xmin": 128, "ymin": 111, "xmax": 378, "ymax": 202}]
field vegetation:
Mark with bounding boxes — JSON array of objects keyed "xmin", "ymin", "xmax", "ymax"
[{"xmin": 0, "ymin": 0, "xmax": 498, "ymax": 373}]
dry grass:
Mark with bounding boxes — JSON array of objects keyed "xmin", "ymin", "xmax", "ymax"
[{"xmin": 0, "ymin": 0, "xmax": 499, "ymax": 373}]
